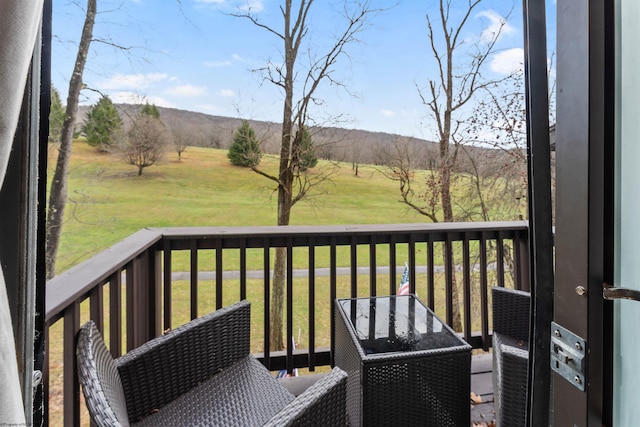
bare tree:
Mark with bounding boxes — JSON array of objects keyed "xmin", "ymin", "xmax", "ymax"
[
  {"xmin": 165, "ymin": 117, "xmax": 193, "ymax": 160},
  {"xmin": 461, "ymin": 72, "xmax": 528, "ymax": 222},
  {"xmin": 390, "ymin": 1, "xmax": 512, "ymax": 330},
  {"xmin": 235, "ymin": 1, "xmax": 379, "ymax": 350},
  {"xmin": 45, "ymin": 0, "xmax": 96, "ymax": 279},
  {"xmin": 121, "ymin": 114, "xmax": 168, "ymax": 175}
]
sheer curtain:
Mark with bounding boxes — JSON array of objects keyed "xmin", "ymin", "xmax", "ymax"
[{"xmin": 0, "ymin": 1, "xmax": 44, "ymax": 423}]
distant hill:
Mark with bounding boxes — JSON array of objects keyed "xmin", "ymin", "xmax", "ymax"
[{"xmin": 76, "ymin": 104, "xmax": 522, "ymax": 173}]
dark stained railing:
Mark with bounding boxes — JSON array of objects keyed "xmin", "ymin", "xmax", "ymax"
[{"xmin": 44, "ymin": 221, "xmax": 529, "ymax": 425}]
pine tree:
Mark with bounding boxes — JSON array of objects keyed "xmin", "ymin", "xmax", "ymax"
[
  {"xmin": 140, "ymin": 102, "xmax": 160, "ymax": 119},
  {"xmin": 296, "ymin": 126, "xmax": 317, "ymax": 171},
  {"xmin": 82, "ymin": 95, "xmax": 122, "ymax": 151},
  {"xmin": 228, "ymin": 121, "xmax": 262, "ymax": 167}
]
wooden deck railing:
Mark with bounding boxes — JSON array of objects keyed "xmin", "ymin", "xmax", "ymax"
[{"xmin": 44, "ymin": 221, "xmax": 529, "ymax": 425}]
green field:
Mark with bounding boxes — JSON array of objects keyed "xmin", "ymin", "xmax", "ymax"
[{"xmin": 53, "ymin": 141, "xmax": 432, "ymax": 274}]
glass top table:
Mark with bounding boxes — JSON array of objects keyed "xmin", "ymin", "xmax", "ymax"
[
  {"xmin": 336, "ymin": 294, "xmax": 462, "ymax": 355},
  {"xmin": 334, "ymin": 294, "xmax": 471, "ymax": 426}
]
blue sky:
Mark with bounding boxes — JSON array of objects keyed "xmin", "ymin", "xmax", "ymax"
[{"xmin": 52, "ymin": 0, "xmax": 556, "ymax": 138}]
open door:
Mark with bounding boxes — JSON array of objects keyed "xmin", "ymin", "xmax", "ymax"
[
  {"xmin": 607, "ymin": 1, "xmax": 640, "ymax": 423},
  {"xmin": 552, "ymin": 0, "xmax": 615, "ymax": 425}
]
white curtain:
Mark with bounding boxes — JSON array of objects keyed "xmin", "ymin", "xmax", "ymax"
[{"xmin": 0, "ymin": 1, "xmax": 44, "ymax": 423}]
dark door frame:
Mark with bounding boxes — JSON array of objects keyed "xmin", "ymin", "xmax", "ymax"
[
  {"xmin": 521, "ymin": 0, "xmax": 554, "ymax": 425},
  {"xmin": 0, "ymin": 1, "xmax": 50, "ymax": 425},
  {"xmin": 553, "ymin": 0, "xmax": 614, "ymax": 425}
]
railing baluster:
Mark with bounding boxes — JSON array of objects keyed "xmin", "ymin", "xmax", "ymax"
[
  {"xmin": 480, "ymin": 232, "xmax": 489, "ymax": 351},
  {"xmin": 240, "ymin": 240, "xmax": 247, "ymax": 300},
  {"xmin": 263, "ymin": 239, "xmax": 271, "ymax": 369},
  {"xmin": 150, "ymin": 249, "xmax": 162, "ymax": 339},
  {"xmin": 137, "ymin": 252, "xmax": 150, "ymax": 345},
  {"xmin": 286, "ymin": 239, "xmax": 294, "ymax": 374},
  {"xmin": 427, "ymin": 237, "xmax": 435, "ymax": 310},
  {"xmin": 350, "ymin": 235, "xmax": 357, "ymax": 298},
  {"xmin": 463, "ymin": 234, "xmax": 472, "ymax": 343},
  {"xmin": 126, "ymin": 263, "xmax": 135, "ymax": 351},
  {"xmin": 409, "ymin": 235, "xmax": 416, "ymax": 294},
  {"xmin": 89, "ymin": 284, "xmax": 104, "ymax": 334},
  {"xmin": 514, "ymin": 233, "xmax": 522, "ymax": 290},
  {"xmin": 517, "ymin": 231, "xmax": 531, "ymax": 291},
  {"xmin": 308, "ymin": 236, "xmax": 316, "ymax": 371},
  {"xmin": 389, "ymin": 235, "xmax": 397, "ymax": 294},
  {"xmin": 216, "ymin": 239, "xmax": 223, "ymax": 309},
  {"xmin": 109, "ymin": 271, "xmax": 122, "ymax": 357},
  {"xmin": 163, "ymin": 239, "xmax": 172, "ymax": 332},
  {"xmin": 330, "ymin": 236, "xmax": 337, "ymax": 367},
  {"xmin": 369, "ymin": 235, "xmax": 377, "ymax": 296},
  {"xmin": 444, "ymin": 237, "xmax": 454, "ymax": 326},
  {"xmin": 496, "ymin": 232, "xmax": 505, "ymax": 287},
  {"xmin": 63, "ymin": 303, "xmax": 80, "ymax": 427},
  {"xmin": 190, "ymin": 239, "xmax": 198, "ymax": 320}
]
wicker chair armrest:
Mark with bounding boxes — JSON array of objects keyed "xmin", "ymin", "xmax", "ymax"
[
  {"xmin": 116, "ymin": 300, "xmax": 251, "ymax": 422},
  {"xmin": 493, "ymin": 332, "xmax": 529, "ymax": 427},
  {"xmin": 263, "ymin": 367, "xmax": 348, "ymax": 427},
  {"xmin": 492, "ymin": 286, "xmax": 530, "ymax": 342}
]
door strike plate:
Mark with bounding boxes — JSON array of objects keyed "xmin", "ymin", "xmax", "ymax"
[{"xmin": 550, "ymin": 322, "xmax": 586, "ymax": 391}]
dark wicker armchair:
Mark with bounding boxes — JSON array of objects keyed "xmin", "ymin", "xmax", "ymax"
[
  {"xmin": 492, "ymin": 286, "xmax": 530, "ymax": 427},
  {"xmin": 77, "ymin": 300, "xmax": 347, "ymax": 426}
]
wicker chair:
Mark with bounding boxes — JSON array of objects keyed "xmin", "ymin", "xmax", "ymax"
[
  {"xmin": 492, "ymin": 286, "xmax": 530, "ymax": 427},
  {"xmin": 77, "ymin": 300, "xmax": 347, "ymax": 426}
]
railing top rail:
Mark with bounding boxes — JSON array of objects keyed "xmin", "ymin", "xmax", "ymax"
[
  {"xmin": 45, "ymin": 228, "xmax": 163, "ymax": 324},
  {"xmin": 155, "ymin": 221, "xmax": 528, "ymax": 240}
]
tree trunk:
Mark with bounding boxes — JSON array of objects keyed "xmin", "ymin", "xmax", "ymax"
[
  {"xmin": 269, "ymin": 1, "xmax": 296, "ymax": 349},
  {"xmin": 439, "ymin": 69, "xmax": 462, "ymax": 332},
  {"xmin": 440, "ymin": 162, "xmax": 462, "ymax": 331},
  {"xmin": 45, "ymin": 0, "xmax": 96, "ymax": 279},
  {"xmin": 270, "ymin": 170, "xmax": 293, "ymax": 350}
]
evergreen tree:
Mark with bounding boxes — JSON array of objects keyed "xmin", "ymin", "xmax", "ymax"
[
  {"xmin": 140, "ymin": 102, "xmax": 160, "ymax": 119},
  {"xmin": 82, "ymin": 95, "xmax": 122, "ymax": 151},
  {"xmin": 228, "ymin": 121, "xmax": 262, "ymax": 167},
  {"xmin": 296, "ymin": 126, "xmax": 318, "ymax": 171},
  {"xmin": 49, "ymin": 85, "xmax": 65, "ymax": 143}
]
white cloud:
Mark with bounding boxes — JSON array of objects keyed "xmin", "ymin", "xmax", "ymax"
[
  {"xmin": 380, "ymin": 109, "xmax": 396, "ymax": 117},
  {"xmin": 232, "ymin": 54, "xmax": 247, "ymax": 62},
  {"xmin": 239, "ymin": 1, "xmax": 264, "ymax": 13},
  {"xmin": 204, "ymin": 60, "xmax": 232, "ymax": 68},
  {"xmin": 165, "ymin": 84, "xmax": 208, "ymax": 97},
  {"xmin": 219, "ymin": 89, "xmax": 236, "ymax": 97},
  {"xmin": 98, "ymin": 73, "xmax": 169, "ymax": 90},
  {"xmin": 476, "ymin": 10, "xmax": 516, "ymax": 43},
  {"xmin": 490, "ymin": 48, "xmax": 524, "ymax": 75},
  {"xmin": 109, "ymin": 92, "xmax": 176, "ymax": 108}
]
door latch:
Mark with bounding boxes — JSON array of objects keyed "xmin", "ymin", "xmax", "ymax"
[
  {"xmin": 603, "ymin": 282, "xmax": 640, "ymax": 302},
  {"xmin": 550, "ymin": 322, "xmax": 586, "ymax": 391}
]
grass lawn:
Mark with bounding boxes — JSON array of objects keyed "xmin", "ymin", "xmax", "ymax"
[{"xmin": 52, "ymin": 142, "xmax": 431, "ymax": 274}]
